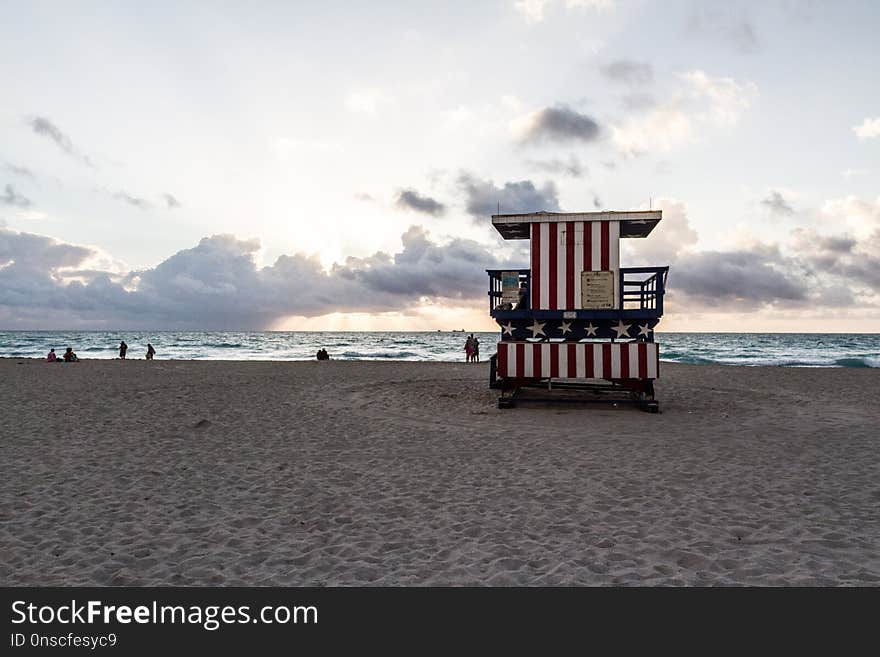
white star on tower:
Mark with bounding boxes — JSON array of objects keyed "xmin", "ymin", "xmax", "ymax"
[
  {"xmin": 638, "ymin": 324, "xmax": 652, "ymax": 337},
  {"xmin": 559, "ymin": 320, "xmax": 572, "ymax": 336},
  {"xmin": 584, "ymin": 323, "xmax": 598, "ymax": 337},
  {"xmin": 612, "ymin": 320, "xmax": 632, "ymax": 339},
  {"xmin": 527, "ymin": 319, "xmax": 546, "ymax": 338},
  {"xmin": 501, "ymin": 322, "xmax": 515, "ymax": 336}
]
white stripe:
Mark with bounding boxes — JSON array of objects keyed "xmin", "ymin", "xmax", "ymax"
[
  {"xmin": 646, "ymin": 344, "xmax": 657, "ymax": 378},
  {"xmin": 541, "ymin": 344, "xmax": 551, "ymax": 378},
  {"xmin": 573, "ymin": 222, "xmax": 584, "ymax": 309},
  {"xmin": 523, "ymin": 343, "xmax": 533, "ymax": 377},
  {"xmin": 558, "ymin": 345, "xmax": 568, "ymax": 378},
  {"xmin": 609, "ymin": 220, "xmax": 620, "ymax": 308},
  {"xmin": 539, "ymin": 223, "xmax": 550, "ymax": 309},
  {"xmin": 628, "ymin": 343, "xmax": 639, "ymax": 379},
  {"xmin": 610, "ymin": 344, "xmax": 622, "ymax": 378},
  {"xmin": 593, "ymin": 344, "xmax": 604, "ymax": 378},
  {"xmin": 557, "ymin": 227, "xmax": 566, "ymax": 309},
  {"xmin": 508, "ymin": 343, "xmax": 517, "ymax": 377},
  {"xmin": 609, "ymin": 220, "xmax": 620, "ymax": 272},
  {"xmin": 590, "ymin": 222, "xmax": 601, "ymax": 271},
  {"xmin": 575, "ymin": 344, "xmax": 586, "ymax": 378}
]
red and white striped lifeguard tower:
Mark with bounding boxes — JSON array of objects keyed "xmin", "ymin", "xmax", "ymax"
[{"xmin": 487, "ymin": 210, "xmax": 669, "ymax": 411}]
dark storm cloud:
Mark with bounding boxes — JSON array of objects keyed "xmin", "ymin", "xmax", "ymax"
[
  {"xmin": 0, "ymin": 225, "xmax": 516, "ymax": 329},
  {"xmin": 457, "ymin": 173, "xmax": 561, "ymax": 220},
  {"xmin": 520, "ymin": 106, "xmax": 601, "ymax": 144},
  {"xmin": 1, "ymin": 184, "xmax": 32, "ymax": 208},
  {"xmin": 395, "ymin": 189, "xmax": 446, "ymax": 216},
  {"xmin": 26, "ymin": 116, "xmax": 94, "ymax": 167},
  {"xmin": 673, "ymin": 250, "xmax": 805, "ymax": 308},
  {"xmin": 600, "ymin": 60, "xmax": 654, "ymax": 85},
  {"xmin": 761, "ymin": 190, "xmax": 794, "ymax": 216}
]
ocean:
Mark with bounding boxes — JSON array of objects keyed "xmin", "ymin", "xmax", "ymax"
[{"xmin": 0, "ymin": 331, "xmax": 878, "ymax": 367}]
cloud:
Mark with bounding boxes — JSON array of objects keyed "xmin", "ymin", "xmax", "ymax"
[
  {"xmin": 820, "ymin": 195, "xmax": 880, "ymax": 239},
  {"xmin": 790, "ymin": 227, "xmax": 880, "ymax": 289},
  {"xmin": 515, "ymin": 0, "xmax": 614, "ymax": 22},
  {"xmin": 600, "ymin": 60, "xmax": 653, "ymax": 85},
  {"xmin": 163, "ymin": 193, "xmax": 181, "ymax": 209},
  {"xmin": 1, "ymin": 185, "xmax": 32, "ymax": 208},
  {"xmin": 0, "ymin": 225, "xmax": 517, "ymax": 329},
  {"xmin": 524, "ymin": 155, "xmax": 586, "ymax": 177},
  {"xmin": 761, "ymin": 190, "xmax": 794, "ymax": 216},
  {"xmin": 672, "ymin": 249, "xmax": 805, "ymax": 309},
  {"xmin": 687, "ymin": 5, "xmax": 759, "ymax": 53},
  {"xmin": 26, "ymin": 116, "xmax": 94, "ymax": 167},
  {"xmin": 395, "ymin": 189, "xmax": 446, "ymax": 216},
  {"xmin": 611, "ymin": 70, "xmax": 757, "ymax": 154},
  {"xmin": 457, "ymin": 173, "xmax": 560, "ymax": 219},
  {"xmin": 623, "ymin": 199, "xmax": 698, "ymax": 265},
  {"xmin": 512, "ymin": 105, "xmax": 601, "ymax": 144},
  {"xmin": 853, "ymin": 117, "xmax": 880, "ymax": 140},
  {"xmin": 113, "ymin": 191, "xmax": 153, "ymax": 210},
  {"xmin": 3, "ymin": 164, "xmax": 36, "ymax": 179},
  {"xmin": 514, "ymin": 0, "xmax": 551, "ymax": 22}
]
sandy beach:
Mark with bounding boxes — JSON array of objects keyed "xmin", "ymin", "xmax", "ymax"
[{"xmin": 1, "ymin": 358, "xmax": 878, "ymax": 586}]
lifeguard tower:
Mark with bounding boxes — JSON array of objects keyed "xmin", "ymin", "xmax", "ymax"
[{"xmin": 487, "ymin": 210, "xmax": 669, "ymax": 411}]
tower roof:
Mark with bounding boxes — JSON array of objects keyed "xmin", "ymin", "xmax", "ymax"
[{"xmin": 491, "ymin": 210, "xmax": 662, "ymax": 240}]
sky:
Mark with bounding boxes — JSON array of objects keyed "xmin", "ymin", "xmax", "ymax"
[{"xmin": 1, "ymin": 0, "xmax": 879, "ymax": 331}]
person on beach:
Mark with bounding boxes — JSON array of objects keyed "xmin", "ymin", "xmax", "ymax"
[
  {"xmin": 146, "ymin": 343, "xmax": 156, "ymax": 360},
  {"xmin": 316, "ymin": 348, "xmax": 330, "ymax": 361},
  {"xmin": 63, "ymin": 347, "xmax": 78, "ymax": 362},
  {"xmin": 119, "ymin": 341, "xmax": 128, "ymax": 359},
  {"xmin": 472, "ymin": 336, "xmax": 480, "ymax": 363},
  {"xmin": 46, "ymin": 348, "xmax": 57, "ymax": 362},
  {"xmin": 464, "ymin": 335, "xmax": 473, "ymax": 362}
]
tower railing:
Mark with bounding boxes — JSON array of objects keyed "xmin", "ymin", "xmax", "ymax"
[{"xmin": 487, "ymin": 266, "xmax": 668, "ymax": 317}]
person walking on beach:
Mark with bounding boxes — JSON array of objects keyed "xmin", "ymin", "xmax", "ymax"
[
  {"xmin": 119, "ymin": 341, "xmax": 128, "ymax": 359},
  {"xmin": 146, "ymin": 343, "xmax": 156, "ymax": 360},
  {"xmin": 464, "ymin": 335, "xmax": 473, "ymax": 362}
]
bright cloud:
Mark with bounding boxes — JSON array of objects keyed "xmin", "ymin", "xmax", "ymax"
[{"xmin": 853, "ymin": 117, "xmax": 880, "ymax": 140}]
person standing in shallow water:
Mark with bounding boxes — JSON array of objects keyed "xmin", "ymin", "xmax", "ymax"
[
  {"xmin": 119, "ymin": 341, "xmax": 127, "ymax": 359},
  {"xmin": 146, "ymin": 343, "xmax": 156, "ymax": 360},
  {"xmin": 464, "ymin": 335, "xmax": 473, "ymax": 362}
]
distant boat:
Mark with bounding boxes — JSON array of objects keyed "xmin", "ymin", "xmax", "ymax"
[{"xmin": 451, "ymin": 329, "xmax": 465, "ymax": 332}]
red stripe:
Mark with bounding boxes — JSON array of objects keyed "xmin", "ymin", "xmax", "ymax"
[
  {"xmin": 565, "ymin": 221, "xmax": 575, "ymax": 309},
  {"xmin": 498, "ymin": 342, "xmax": 508, "ymax": 377},
  {"xmin": 548, "ymin": 223, "xmax": 557, "ymax": 310},
  {"xmin": 533, "ymin": 343, "xmax": 542, "ymax": 378},
  {"xmin": 583, "ymin": 221, "xmax": 592, "ymax": 271},
  {"xmin": 567, "ymin": 343, "xmax": 577, "ymax": 378},
  {"xmin": 550, "ymin": 343, "xmax": 559, "ymax": 378},
  {"xmin": 531, "ymin": 223, "xmax": 540, "ymax": 309},
  {"xmin": 585, "ymin": 343, "xmax": 594, "ymax": 378},
  {"xmin": 638, "ymin": 343, "xmax": 648, "ymax": 379},
  {"xmin": 601, "ymin": 221, "xmax": 609, "ymax": 271},
  {"xmin": 620, "ymin": 344, "xmax": 630, "ymax": 379},
  {"xmin": 515, "ymin": 343, "xmax": 525, "ymax": 378},
  {"xmin": 602, "ymin": 344, "xmax": 612, "ymax": 380}
]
